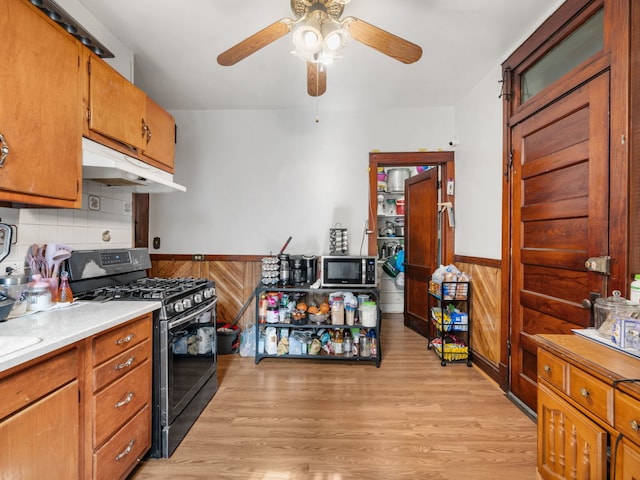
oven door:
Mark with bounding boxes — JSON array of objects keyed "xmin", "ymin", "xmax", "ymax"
[{"xmin": 160, "ymin": 298, "xmax": 217, "ymax": 426}]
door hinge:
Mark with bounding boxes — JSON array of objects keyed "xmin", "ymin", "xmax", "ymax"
[
  {"xmin": 504, "ymin": 150, "xmax": 513, "ymax": 181},
  {"xmin": 506, "ymin": 339, "xmax": 512, "ymax": 356}
]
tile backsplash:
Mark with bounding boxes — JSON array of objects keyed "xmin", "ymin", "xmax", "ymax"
[{"xmin": 0, "ymin": 181, "xmax": 133, "ymax": 275}]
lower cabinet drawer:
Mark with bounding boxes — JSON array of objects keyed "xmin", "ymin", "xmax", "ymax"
[
  {"xmin": 93, "ymin": 404, "xmax": 151, "ymax": 480},
  {"xmin": 568, "ymin": 365, "xmax": 613, "ymax": 426},
  {"xmin": 615, "ymin": 390, "xmax": 640, "ymax": 445},
  {"xmin": 93, "ymin": 359, "xmax": 150, "ymax": 447},
  {"xmin": 93, "ymin": 340, "xmax": 150, "ymax": 392}
]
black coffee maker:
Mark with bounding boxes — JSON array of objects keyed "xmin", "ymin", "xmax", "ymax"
[
  {"xmin": 290, "ymin": 256, "xmax": 305, "ymax": 285},
  {"xmin": 302, "ymin": 255, "xmax": 317, "ymax": 284}
]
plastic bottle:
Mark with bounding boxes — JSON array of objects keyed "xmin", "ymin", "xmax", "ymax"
[{"xmin": 630, "ymin": 274, "xmax": 640, "ymax": 304}]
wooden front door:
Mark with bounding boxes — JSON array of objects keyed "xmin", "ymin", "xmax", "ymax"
[
  {"xmin": 508, "ymin": 73, "xmax": 610, "ymax": 410},
  {"xmin": 404, "ymin": 168, "xmax": 440, "ymax": 336}
]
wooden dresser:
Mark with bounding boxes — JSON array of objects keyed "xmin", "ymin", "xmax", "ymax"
[{"xmin": 537, "ymin": 334, "xmax": 640, "ymax": 479}]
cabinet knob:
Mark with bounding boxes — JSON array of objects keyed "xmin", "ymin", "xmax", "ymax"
[
  {"xmin": 631, "ymin": 420, "xmax": 639, "ymax": 432},
  {"xmin": 543, "ymin": 365, "xmax": 552, "ymax": 374},
  {"xmin": 0, "ymin": 133, "xmax": 9, "ymax": 167},
  {"xmin": 580, "ymin": 387, "xmax": 590, "ymax": 399}
]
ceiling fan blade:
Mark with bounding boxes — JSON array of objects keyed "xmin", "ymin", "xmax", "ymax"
[
  {"xmin": 344, "ymin": 17, "xmax": 422, "ymax": 64},
  {"xmin": 217, "ymin": 20, "xmax": 292, "ymax": 66},
  {"xmin": 307, "ymin": 62, "xmax": 327, "ymax": 97}
]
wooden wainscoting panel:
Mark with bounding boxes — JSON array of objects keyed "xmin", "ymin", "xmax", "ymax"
[
  {"xmin": 457, "ymin": 261, "xmax": 501, "ymax": 367},
  {"xmin": 150, "ymin": 256, "xmax": 261, "ymax": 328},
  {"xmin": 206, "ymin": 261, "xmax": 260, "ymax": 327},
  {"xmin": 150, "ymin": 258, "xmax": 206, "ymax": 278}
]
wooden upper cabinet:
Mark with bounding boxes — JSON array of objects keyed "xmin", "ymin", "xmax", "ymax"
[
  {"xmin": 0, "ymin": 0, "xmax": 82, "ymax": 207},
  {"xmin": 85, "ymin": 53, "xmax": 176, "ymax": 173},
  {"xmin": 141, "ymin": 95, "xmax": 175, "ymax": 172},
  {"xmin": 86, "ymin": 55, "xmax": 146, "ymax": 152}
]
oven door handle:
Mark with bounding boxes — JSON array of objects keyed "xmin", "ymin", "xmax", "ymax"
[{"xmin": 167, "ymin": 299, "xmax": 217, "ymax": 330}]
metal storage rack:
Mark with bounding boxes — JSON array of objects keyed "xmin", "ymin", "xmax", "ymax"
[
  {"xmin": 254, "ymin": 285, "xmax": 382, "ymax": 367},
  {"xmin": 427, "ymin": 280, "xmax": 471, "ymax": 366}
]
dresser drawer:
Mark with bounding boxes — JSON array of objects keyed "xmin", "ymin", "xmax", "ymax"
[
  {"xmin": 93, "ymin": 358, "xmax": 150, "ymax": 447},
  {"xmin": 93, "ymin": 314, "xmax": 152, "ymax": 366},
  {"xmin": 615, "ymin": 390, "xmax": 640, "ymax": 445},
  {"xmin": 568, "ymin": 365, "xmax": 613, "ymax": 426},
  {"xmin": 93, "ymin": 340, "xmax": 150, "ymax": 392},
  {"xmin": 538, "ymin": 348, "xmax": 567, "ymax": 392},
  {"xmin": 93, "ymin": 404, "xmax": 151, "ymax": 480}
]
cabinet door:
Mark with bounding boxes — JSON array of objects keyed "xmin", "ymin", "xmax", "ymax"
[
  {"xmin": 0, "ymin": 0, "xmax": 81, "ymax": 206},
  {"xmin": 88, "ymin": 56, "xmax": 146, "ymax": 151},
  {"xmin": 537, "ymin": 384, "xmax": 607, "ymax": 480},
  {"xmin": 142, "ymin": 95, "xmax": 175, "ymax": 172},
  {"xmin": 0, "ymin": 381, "xmax": 79, "ymax": 478},
  {"xmin": 616, "ymin": 439, "xmax": 640, "ymax": 480}
]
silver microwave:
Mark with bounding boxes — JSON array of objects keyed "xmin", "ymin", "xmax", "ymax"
[{"xmin": 320, "ymin": 256, "xmax": 377, "ymax": 288}]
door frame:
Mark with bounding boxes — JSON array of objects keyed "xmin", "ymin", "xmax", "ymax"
[{"xmin": 367, "ymin": 151, "xmax": 455, "ymax": 268}]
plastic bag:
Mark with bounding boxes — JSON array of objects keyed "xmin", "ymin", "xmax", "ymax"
[{"xmin": 239, "ymin": 324, "xmax": 256, "ymax": 357}]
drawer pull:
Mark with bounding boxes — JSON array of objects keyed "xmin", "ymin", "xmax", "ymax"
[
  {"xmin": 114, "ymin": 439, "xmax": 136, "ymax": 462},
  {"xmin": 114, "ymin": 392, "xmax": 134, "ymax": 408},
  {"xmin": 580, "ymin": 388, "xmax": 590, "ymax": 399},
  {"xmin": 115, "ymin": 334, "xmax": 134, "ymax": 345},
  {"xmin": 632, "ymin": 420, "xmax": 639, "ymax": 432},
  {"xmin": 115, "ymin": 356, "xmax": 135, "ymax": 371},
  {"xmin": 543, "ymin": 365, "xmax": 551, "ymax": 374}
]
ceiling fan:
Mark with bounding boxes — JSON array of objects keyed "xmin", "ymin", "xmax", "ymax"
[{"xmin": 217, "ymin": 0, "xmax": 423, "ymax": 97}]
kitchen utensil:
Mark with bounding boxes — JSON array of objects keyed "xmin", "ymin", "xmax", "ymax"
[
  {"xmin": 0, "ymin": 223, "xmax": 13, "ymax": 263},
  {"xmin": 387, "ymin": 168, "xmax": 412, "ymax": 192},
  {"xmin": 0, "ymin": 274, "xmax": 29, "ymax": 317},
  {"xmin": 51, "ymin": 249, "xmax": 72, "ymax": 278},
  {"xmin": 379, "ymin": 221, "xmax": 395, "ymax": 237}
]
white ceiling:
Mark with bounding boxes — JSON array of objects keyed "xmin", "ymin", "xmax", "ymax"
[{"xmin": 76, "ymin": 0, "xmax": 563, "ymax": 111}]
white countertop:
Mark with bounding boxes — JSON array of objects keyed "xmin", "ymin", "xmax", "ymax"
[{"xmin": 0, "ymin": 300, "xmax": 161, "ymax": 373}]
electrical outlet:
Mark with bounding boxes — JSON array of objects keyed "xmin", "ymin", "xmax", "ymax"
[{"xmin": 192, "ymin": 254, "xmax": 205, "ymax": 261}]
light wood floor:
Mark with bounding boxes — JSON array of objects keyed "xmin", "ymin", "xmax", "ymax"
[{"xmin": 130, "ymin": 317, "xmax": 537, "ymax": 480}]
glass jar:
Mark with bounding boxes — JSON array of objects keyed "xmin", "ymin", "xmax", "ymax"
[
  {"xmin": 331, "ymin": 297, "xmax": 344, "ymax": 325},
  {"xmin": 26, "ymin": 284, "xmax": 52, "ymax": 311}
]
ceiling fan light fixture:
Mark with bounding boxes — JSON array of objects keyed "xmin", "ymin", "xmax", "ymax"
[
  {"xmin": 323, "ymin": 19, "xmax": 348, "ymax": 51},
  {"xmin": 292, "ymin": 17, "xmax": 322, "ymax": 56}
]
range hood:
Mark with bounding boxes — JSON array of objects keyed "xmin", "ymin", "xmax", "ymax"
[{"xmin": 82, "ymin": 137, "xmax": 186, "ymax": 193}]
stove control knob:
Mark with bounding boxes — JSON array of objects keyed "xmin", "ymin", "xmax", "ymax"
[
  {"xmin": 193, "ymin": 293, "xmax": 204, "ymax": 304},
  {"xmin": 182, "ymin": 298, "xmax": 193, "ymax": 309},
  {"xmin": 173, "ymin": 301, "xmax": 184, "ymax": 313},
  {"xmin": 204, "ymin": 288, "xmax": 215, "ymax": 299}
]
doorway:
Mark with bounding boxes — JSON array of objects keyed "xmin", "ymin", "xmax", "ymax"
[{"xmin": 368, "ymin": 151, "xmax": 455, "ymax": 336}]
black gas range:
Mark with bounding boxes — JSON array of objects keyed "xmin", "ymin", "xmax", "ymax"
[{"xmin": 67, "ymin": 248, "xmax": 219, "ymax": 458}]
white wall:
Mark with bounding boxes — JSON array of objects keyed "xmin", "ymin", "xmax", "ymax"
[
  {"xmin": 453, "ymin": 65, "xmax": 504, "ymax": 260},
  {"xmin": 149, "ymin": 108, "xmax": 455, "ymax": 256}
]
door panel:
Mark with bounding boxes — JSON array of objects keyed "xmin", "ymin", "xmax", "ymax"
[
  {"xmin": 510, "ymin": 73, "xmax": 610, "ymax": 410},
  {"xmin": 404, "ymin": 168, "xmax": 439, "ymax": 336}
]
